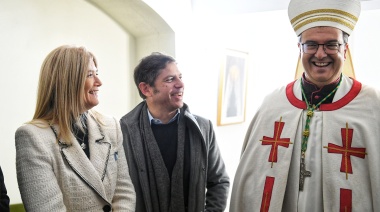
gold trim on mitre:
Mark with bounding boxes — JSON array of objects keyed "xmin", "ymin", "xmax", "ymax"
[
  {"xmin": 293, "ymin": 16, "xmax": 355, "ymax": 33},
  {"xmin": 288, "ymin": 0, "xmax": 361, "ymax": 36},
  {"xmin": 291, "ymin": 9, "xmax": 358, "ymax": 25}
]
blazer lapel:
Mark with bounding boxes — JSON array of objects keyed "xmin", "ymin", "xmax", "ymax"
[
  {"xmin": 56, "ymin": 120, "xmax": 111, "ymax": 205},
  {"xmin": 87, "ymin": 115, "xmax": 111, "ymax": 181}
]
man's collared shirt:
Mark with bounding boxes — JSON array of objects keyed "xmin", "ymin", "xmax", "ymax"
[{"xmin": 147, "ymin": 109, "xmax": 180, "ymax": 125}]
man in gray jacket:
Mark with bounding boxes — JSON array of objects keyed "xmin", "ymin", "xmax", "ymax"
[{"xmin": 120, "ymin": 52, "xmax": 229, "ymax": 212}]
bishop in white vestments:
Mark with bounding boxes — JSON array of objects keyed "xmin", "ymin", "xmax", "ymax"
[{"xmin": 229, "ymin": 0, "xmax": 380, "ymax": 211}]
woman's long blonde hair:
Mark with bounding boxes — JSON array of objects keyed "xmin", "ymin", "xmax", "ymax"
[{"xmin": 31, "ymin": 45, "xmax": 97, "ymax": 144}]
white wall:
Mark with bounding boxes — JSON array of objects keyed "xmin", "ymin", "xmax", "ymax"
[
  {"xmin": 176, "ymin": 10, "xmax": 298, "ymax": 209},
  {"xmin": 351, "ymin": 9, "xmax": 380, "ymax": 86},
  {"xmin": 0, "ymin": 0, "xmax": 133, "ymax": 204}
]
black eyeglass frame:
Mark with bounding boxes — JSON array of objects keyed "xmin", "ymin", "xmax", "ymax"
[{"xmin": 300, "ymin": 42, "xmax": 345, "ymax": 55}]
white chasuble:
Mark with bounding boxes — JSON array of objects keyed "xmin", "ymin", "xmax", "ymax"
[{"xmin": 230, "ymin": 75, "xmax": 380, "ymax": 212}]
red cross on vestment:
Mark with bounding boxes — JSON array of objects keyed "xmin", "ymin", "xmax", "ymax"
[
  {"xmin": 260, "ymin": 176, "xmax": 275, "ymax": 212},
  {"xmin": 324, "ymin": 123, "xmax": 367, "ymax": 179},
  {"xmin": 261, "ymin": 117, "xmax": 292, "ymax": 168},
  {"xmin": 340, "ymin": 188, "xmax": 352, "ymax": 212}
]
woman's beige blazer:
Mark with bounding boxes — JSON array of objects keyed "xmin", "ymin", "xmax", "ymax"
[{"xmin": 15, "ymin": 113, "xmax": 136, "ymax": 211}]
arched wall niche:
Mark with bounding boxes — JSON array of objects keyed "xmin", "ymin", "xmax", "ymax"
[{"xmin": 87, "ymin": 0, "xmax": 176, "ymax": 105}]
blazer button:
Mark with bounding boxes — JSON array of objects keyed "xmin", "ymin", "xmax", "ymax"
[{"xmin": 103, "ymin": 205, "xmax": 111, "ymax": 212}]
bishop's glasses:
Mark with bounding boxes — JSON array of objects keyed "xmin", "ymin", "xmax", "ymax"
[{"xmin": 300, "ymin": 42, "xmax": 344, "ymax": 55}]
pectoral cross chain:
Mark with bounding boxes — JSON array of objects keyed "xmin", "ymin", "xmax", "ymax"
[{"xmin": 299, "ymin": 157, "xmax": 311, "ymax": 191}]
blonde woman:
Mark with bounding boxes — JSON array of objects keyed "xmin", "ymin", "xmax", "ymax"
[{"xmin": 15, "ymin": 45, "xmax": 136, "ymax": 211}]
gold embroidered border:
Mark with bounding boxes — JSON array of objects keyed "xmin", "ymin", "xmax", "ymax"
[
  {"xmin": 293, "ymin": 17, "xmax": 355, "ymax": 32},
  {"xmin": 292, "ymin": 13, "xmax": 355, "ymax": 28},
  {"xmin": 291, "ymin": 9, "xmax": 358, "ymax": 24}
]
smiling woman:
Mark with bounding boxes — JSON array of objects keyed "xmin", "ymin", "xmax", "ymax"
[
  {"xmin": 14, "ymin": 45, "xmax": 136, "ymax": 212},
  {"xmin": 84, "ymin": 65, "xmax": 102, "ymax": 111}
]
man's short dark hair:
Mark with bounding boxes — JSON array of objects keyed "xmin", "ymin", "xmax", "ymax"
[{"xmin": 134, "ymin": 52, "xmax": 176, "ymax": 99}]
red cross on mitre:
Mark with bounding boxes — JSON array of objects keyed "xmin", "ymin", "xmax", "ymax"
[
  {"xmin": 261, "ymin": 117, "xmax": 292, "ymax": 168},
  {"xmin": 324, "ymin": 123, "xmax": 367, "ymax": 179}
]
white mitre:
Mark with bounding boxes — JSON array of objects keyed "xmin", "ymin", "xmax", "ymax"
[{"xmin": 288, "ymin": 0, "xmax": 361, "ymax": 36}]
